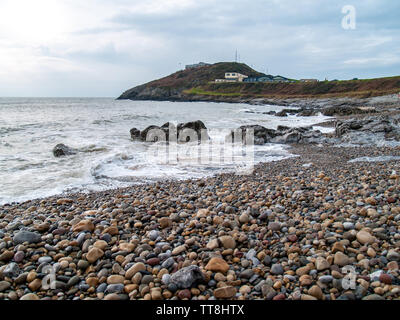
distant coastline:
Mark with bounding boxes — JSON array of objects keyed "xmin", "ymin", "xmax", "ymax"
[{"xmin": 118, "ymin": 62, "xmax": 400, "ymax": 103}]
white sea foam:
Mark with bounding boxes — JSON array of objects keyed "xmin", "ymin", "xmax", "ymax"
[{"xmin": 0, "ymin": 98, "xmax": 333, "ymax": 205}]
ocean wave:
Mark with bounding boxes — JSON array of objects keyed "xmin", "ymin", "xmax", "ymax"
[
  {"xmin": 0, "ymin": 127, "xmax": 24, "ymax": 135},
  {"xmin": 0, "ymin": 98, "xmax": 334, "ymax": 205},
  {"xmin": 92, "ymin": 119, "xmax": 114, "ymax": 125},
  {"xmin": 120, "ymin": 114, "xmax": 156, "ymax": 121},
  {"xmin": 0, "ymin": 141, "xmax": 13, "ymax": 147},
  {"xmin": 78, "ymin": 144, "xmax": 109, "ymax": 153}
]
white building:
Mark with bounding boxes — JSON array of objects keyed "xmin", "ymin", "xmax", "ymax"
[
  {"xmin": 215, "ymin": 72, "xmax": 248, "ymax": 83},
  {"xmin": 225, "ymin": 72, "xmax": 248, "ymax": 82}
]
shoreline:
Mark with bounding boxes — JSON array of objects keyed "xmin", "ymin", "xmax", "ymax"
[
  {"xmin": 1, "ymin": 143, "xmax": 399, "ymax": 209},
  {"xmin": 1, "ymin": 144, "xmax": 400, "ymax": 300},
  {"xmin": 118, "ymin": 92, "xmax": 400, "ymax": 109},
  {"xmin": 0, "ymin": 140, "xmax": 394, "ymax": 209}
]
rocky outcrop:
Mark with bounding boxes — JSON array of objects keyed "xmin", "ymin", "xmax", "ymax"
[
  {"xmin": 130, "ymin": 120, "xmax": 210, "ymax": 143},
  {"xmin": 129, "ymin": 128, "xmax": 141, "ymax": 141},
  {"xmin": 52, "ymin": 144, "xmax": 108, "ymax": 158},
  {"xmin": 229, "ymin": 125, "xmax": 325, "ymax": 145},
  {"xmin": 271, "ymin": 127, "xmax": 324, "ymax": 144},
  {"xmin": 53, "ymin": 144, "xmax": 77, "ymax": 157},
  {"xmin": 335, "ymin": 115, "xmax": 400, "ymax": 145},
  {"xmin": 251, "ymin": 95, "xmax": 399, "ymax": 113},
  {"xmin": 322, "ymin": 106, "xmax": 376, "ymax": 117},
  {"xmin": 297, "ymin": 109, "xmax": 317, "ymax": 117},
  {"xmin": 336, "ymin": 116, "xmax": 397, "ymax": 137},
  {"xmin": 120, "ymin": 85, "xmax": 185, "ymax": 101},
  {"xmin": 275, "ymin": 109, "xmax": 301, "ymax": 117},
  {"xmin": 229, "ymin": 114, "xmax": 400, "ymax": 147}
]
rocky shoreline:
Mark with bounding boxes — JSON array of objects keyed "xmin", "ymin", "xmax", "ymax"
[
  {"xmin": 1, "ymin": 144, "xmax": 400, "ymax": 300},
  {"xmin": 120, "ymin": 93, "xmax": 400, "ymax": 112}
]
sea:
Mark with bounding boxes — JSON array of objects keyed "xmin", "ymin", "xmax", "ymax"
[{"xmin": 0, "ymin": 97, "xmax": 333, "ymax": 205}]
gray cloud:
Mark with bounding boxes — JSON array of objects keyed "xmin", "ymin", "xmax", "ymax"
[{"xmin": 0, "ymin": 0, "xmax": 399, "ymax": 97}]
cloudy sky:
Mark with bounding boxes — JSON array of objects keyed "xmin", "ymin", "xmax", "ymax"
[{"xmin": 0, "ymin": 0, "xmax": 399, "ymax": 97}]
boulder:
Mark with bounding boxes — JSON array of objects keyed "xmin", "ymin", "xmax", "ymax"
[
  {"xmin": 276, "ymin": 109, "xmax": 299, "ymax": 117},
  {"xmin": 230, "ymin": 125, "xmax": 324, "ymax": 145},
  {"xmin": 130, "ymin": 120, "xmax": 210, "ymax": 143},
  {"xmin": 130, "ymin": 128, "xmax": 141, "ymax": 140},
  {"xmin": 322, "ymin": 106, "xmax": 374, "ymax": 117},
  {"xmin": 177, "ymin": 120, "xmax": 210, "ymax": 142},
  {"xmin": 229, "ymin": 125, "xmax": 278, "ymax": 145},
  {"xmin": 335, "ymin": 116, "xmax": 400, "ymax": 141},
  {"xmin": 53, "ymin": 144, "xmax": 77, "ymax": 157},
  {"xmin": 276, "ymin": 110, "xmax": 288, "ymax": 117},
  {"xmin": 141, "ymin": 125, "xmax": 166, "ymax": 142},
  {"xmin": 298, "ymin": 108, "xmax": 316, "ymax": 117}
]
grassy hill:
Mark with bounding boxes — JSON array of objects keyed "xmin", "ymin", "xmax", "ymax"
[
  {"xmin": 118, "ymin": 62, "xmax": 265, "ymax": 100},
  {"xmin": 118, "ymin": 62, "xmax": 400, "ymax": 101},
  {"xmin": 190, "ymin": 76, "xmax": 400, "ymax": 99}
]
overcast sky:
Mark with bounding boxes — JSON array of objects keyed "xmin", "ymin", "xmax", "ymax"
[{"xmin": 0, "ymin": 0, "xmax": 399, "ymax": 97}]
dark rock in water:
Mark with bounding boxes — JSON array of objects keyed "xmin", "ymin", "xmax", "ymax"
[
  {"xmin": 161, "ymin": 122, "xmax": 173, "ymax": 129},
  {"xmin": 170, "ymin": 120, "xmax": 209, "ymax": 142},
  {"xmin": 130, "ymin": 120, "xmax": 210, "ymax": 143},
  {"xmin": 276, "ymin": 109, "xmax": 299, "ymax": 117},
  {"xmin": 273, "ymin": 131, "xmax": 302, "ymax": 144},
  {"xmin": 271, "ymin": 127, "xmax": 323, "ymax": 144},
  {"xmin": 130, "ymin": 128, "xmax": 141, "ymax": 140},
  {"xmin": 229, "ymin": 125, "xmax": 278, "ymax": 145},
  {"xmin": 263, "ymin": 111, "xmax": 276, "ymax": 115},
  {"xmin": 13, "ymin": 230, "xmax": 41, "ymax": 244},
  {"xmin": 141, "ymin": 125, "xmax": 166, "ymax": 142},
  {"xmin": 53, "ymin": 144, "xmax": 77, "ymax": 157},
  {"xmin": 177, "ymin": 120, "xmax": 210, "ymax": 142},
  {"xmin": 229, "ymin": 125, "xmax": 324, "ymax": 145},
  {"xmin": 276, "ymin": 110, "xmax": 288, "ymax": 117},
  {"xmin": 298, "ymin": 109, "xmax": 316, "ymax": 117},
  {"xmin": 169, "ymin": 265, "xmax": 205, "ymax": 289}
]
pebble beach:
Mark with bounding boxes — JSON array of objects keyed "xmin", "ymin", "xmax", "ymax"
[{"xmin": 1, "ymin": 144, "xmax": 400, "ymax": 300}]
